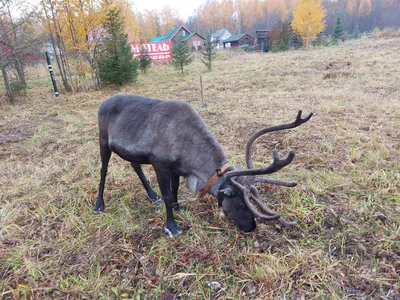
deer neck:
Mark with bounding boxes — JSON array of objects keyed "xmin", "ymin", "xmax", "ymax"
[{"xmin": 186, "ymin": 160, "xmax": 230, "ymax": 198}]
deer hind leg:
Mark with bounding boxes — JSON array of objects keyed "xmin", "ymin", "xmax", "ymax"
[
  {"xmin": 154, "ymin": 165, "xmax": 182, "ymax": 236},
  {"xmin": 131, "ymin": 163, "xmax": 161, "ymax": 204},
  {"xmin": 94, "ymin": 138, "xmax": 111, "ymax": 212}
]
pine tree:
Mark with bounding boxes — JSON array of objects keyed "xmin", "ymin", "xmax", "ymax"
[
  {"xmin": 333, "ymin": 13, "xmax": 344, "ymax": 44},
  {"xmin": 201, "ymin": 32, "xmax": 216, "ymax": 71},
  {"xmin": 271, "ymin": 23, "xmax": 291, "ymax": 52},
  {"xmin": 172, "ymin": 39, "xmax": 194, "ymax": 73},
  {"xmin": 353, "ymin": 23, "xmax": 360, "ymax": 39},
  {"xmin": 98, "ymin": 7, "xmax": 138, "ymax": 86},
  {"xmin": 138, "ymin": 43, "xmax": 152, "ymax": 73}
]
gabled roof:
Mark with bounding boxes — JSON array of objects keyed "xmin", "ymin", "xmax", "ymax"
[
  {"xmin": 223, "ymin": 33, "xmax": 254, "ymax": 43},
  {"xmin": 162, "ymin": 26, "xmax": 182, "ymax": 40},
  {"xmin": 212, "ymin": 28, "xmax": 229, "ymax": 38},
  {"xmin": 181, "ymin": 32, "xmax": 205, "ymax": 41},
  {"xmin": 152, "ymin": 25, "xmax": 192, "ymax": 42},
  {"xmin": 255, "ymin": 30, "xmax": 270, "ymax": 39},
  {"xmin": 151, "ymin": 36, "xmax": 163, "ymax": 42}
]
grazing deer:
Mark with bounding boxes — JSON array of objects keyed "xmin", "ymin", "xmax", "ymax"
[{"xmin": 94, "ymin": 95, "xmax": 313, "ymax": 236}]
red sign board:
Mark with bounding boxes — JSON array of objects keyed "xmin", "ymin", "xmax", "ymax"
[{"xmin": 131, "ymin": 42, "xmax": 172, "ymax": 61}]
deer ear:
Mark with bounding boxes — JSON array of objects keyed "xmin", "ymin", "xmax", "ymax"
[{"xmin": 221, "ymin": 187, "xmax": 234, "ymax": 197}]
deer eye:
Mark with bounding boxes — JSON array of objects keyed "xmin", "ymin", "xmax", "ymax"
[{"xmin": 235, "ymin": 203, "xmax": 245, "ymax": 210}]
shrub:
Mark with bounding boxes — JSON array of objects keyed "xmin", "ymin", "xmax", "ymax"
[{"xmin": 10, "ymin": 80, "xmax": 27, "ymax": 94}]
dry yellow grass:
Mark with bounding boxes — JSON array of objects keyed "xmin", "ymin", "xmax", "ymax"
[{"xmin": 1, "ymin": 36, "xmax": 399, "ymax": 299}]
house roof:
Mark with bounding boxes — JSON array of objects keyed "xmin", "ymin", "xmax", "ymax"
[
  {"xmin": 212, "ymin": 28, "xmax": 228, "ymax": 38},
  {"xmin": 162, "ymin": 26, "xmax": 182, "ymax": 41},
  {"xmin": 181, "ymin": 32, "xmax": 205, "ymax": 41},
  {"xmin": 152, "ymin": 25, "xmax": 192, "ymax": 42},
  {"xmin": 255, "ymin": 30, "xmax": 270, "ymax": 39},
  {"xmin": 151, "ymin": 36, "xmax": 163, "ymax": 42},
  {"xmin": 223, "ymin": 33, "xmax": 254, "ymax": 43}
]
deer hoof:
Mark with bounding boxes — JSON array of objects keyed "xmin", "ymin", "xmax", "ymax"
[
  {"xmin": 147, "ymin": 195, "xmax": 163, "ymax": 205},
  {"xmin": 94, "ymin": 200, "xmax": 104, "ymax": 213},
  {"xmin": 164, "ymin": 223, "xmax": 183, "ymax": 237},
  {"xmin": 173, "ymin": 204, "xmax": 181, "ymax": 212}
]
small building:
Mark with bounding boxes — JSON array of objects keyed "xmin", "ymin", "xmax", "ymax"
[
  {"xmin": 151, "ymin": 25, "xmax": 204, "ymax": 51},
  {"xmin": 222, "ymin": 33, "xmax": 255, "ymax": 49},
  {"xmin": 254, "ymin": 30, "xmax": 272, "ymax": 52},
  {"xmin": 182, "ymin": 32, "xmax": 205, "ymax": 51},
  {"xmin": 1, "ymin": 40, "xmax": 42, "ymax": 65},
  {"xmin": 0, "ymin": 41, "xmax": 12, "ymax": 56},
  {"xmin": 211, "ymin": 28, "xmax": 232, "ymax": 49}
]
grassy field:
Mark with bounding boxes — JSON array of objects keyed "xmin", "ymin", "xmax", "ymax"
[{"xmin": 1, "ymin": 36, "xmax": 400, "ymax": 299}]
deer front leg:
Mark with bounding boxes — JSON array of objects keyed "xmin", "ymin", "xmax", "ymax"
[
  {"xmin": 171, "ymin": 171, "xmax": 181, "ymax": 212},
  {"xmin": 154, "ymin": 166, "xmax": 182, "ymax": 236}
]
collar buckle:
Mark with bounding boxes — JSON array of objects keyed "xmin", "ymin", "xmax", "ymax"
[{"xmin": 197, "ymin": 163, "xmax": 230, "ymax": 200}]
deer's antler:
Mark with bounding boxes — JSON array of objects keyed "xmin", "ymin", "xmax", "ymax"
[
  {"xmin": 222, "ymin": 110, "xmax": 313, "ymax": 227},
  {"xmin": 246, "ymin": 110, "xmax": 313, "ymax": 169},
  {"xmin": 224, "ymin": 149, "xmax": 295, "ymax": 178},
  {"xmin": 249, "ymin": 186, "xmax": 297, "ymax": 228},
  {"xmin": 229, "ymin": 177, "xmax": 281, "ymax": 221}
]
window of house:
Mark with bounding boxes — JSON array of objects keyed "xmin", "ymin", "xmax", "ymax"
[{"xmin": 182, "ymin": 31, "xmax": 186, "ymax": 36}]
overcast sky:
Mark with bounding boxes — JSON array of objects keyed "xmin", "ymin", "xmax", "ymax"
[{"xmin": 133, "ymin": 0, "xmax": 205, "ymax": 20}]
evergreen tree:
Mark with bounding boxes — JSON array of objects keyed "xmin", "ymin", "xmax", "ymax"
[
  {"xmin": 333, "ymin": 13, "xmax": 344, "ymax": 44},
  {"xmin": 201, "ymin": 32, "xmax": 216, "ymax": 71},
  {"xmin": 138, "ymin": 43, "xmax": 152, "ymax": 73},
  {"xmin": 98, "ymin": 7, "xmax": 138, "ymax": 86},
  {"xmin": 316, "ymin": 32, "xmax": 323, "ymax": 46},
  {"xmin": 291, "ymin": 34, "xmax": 303, "ymax": 49},
  {"xmin": 271, "ymin": 23, "xmax": 291, "ymax": 52},
  {"xmin": 172, "ymin": 40, "xmax": 194, "ymax": 74},
  {"xmin": 353, "ymin": 23, "xmax": 360, "ymax": 39}
]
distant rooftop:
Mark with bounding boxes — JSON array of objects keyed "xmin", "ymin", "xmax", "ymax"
[
  {"xmin": 150, "ymin": 25, "xmax": 192, "ymax": 42},
  {"xmin": 223, "ymin": 34, "xmax": 248, "ymax": 43}
]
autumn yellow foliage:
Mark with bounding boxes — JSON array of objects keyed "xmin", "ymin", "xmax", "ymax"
[
  {"xmin": 291, "ymin": 0, "xmax": 326, "ymax": 47},
  {"xmin": 358, "ymin": 0, "xmax": 372, "ymax": 16}
]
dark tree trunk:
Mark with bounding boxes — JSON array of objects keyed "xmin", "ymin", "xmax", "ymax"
[
  {"xmin": 0, "ymin": 47, "xmax": 14, "ymax": 103},
  {"xmin": 42, "ymin": 0, "xmax": 72, "ymax": 92},
  {"xmin": 14, "ymin": 58, "xmax": 26, "ymax": 86}
]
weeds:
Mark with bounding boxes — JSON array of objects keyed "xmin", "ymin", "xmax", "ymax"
[{"xmin": 1, "ymin": 36, "xmax": 400, "ymax": 298}]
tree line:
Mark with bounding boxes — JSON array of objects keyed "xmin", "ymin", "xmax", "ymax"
[
  {"xmin": 144, "ymin": 0, "xmax": 399, "ymax": 39},
  {"xmin": 0, "ymin": 0, "xmax": 142, "ymax": 102},
  {"xmin": 0, "ymin": 0, "xmax": 217, "ymax": 102},
  {"xmin": 1, "ymin": 0, "xmax": 399, "ymax": 102}
]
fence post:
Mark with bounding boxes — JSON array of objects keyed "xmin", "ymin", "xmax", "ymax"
[{"xmin": 45, "ymin": 51, "xmax": 59, "ymax": 97}]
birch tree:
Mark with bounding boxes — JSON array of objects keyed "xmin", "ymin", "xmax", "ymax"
[{"xmin": 291, "ymin": 0, "xmax": 326, "ymax": 47}]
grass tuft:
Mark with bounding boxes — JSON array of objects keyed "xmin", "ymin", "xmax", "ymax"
[{"xmin": 1, "ymin": 36, "xmax": 400, "ymax": 298}]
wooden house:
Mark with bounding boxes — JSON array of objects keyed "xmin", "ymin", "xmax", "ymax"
[
  {"xmin": 254, "ymin": 30, "xmax": 272, "ymax": 52},
  {"xmin": 222, "ymin": 34, "xmax": 255, "ymax": 48},
  {"xmin": 181, "ymin": 32, "xmax": 205, "ymax": 51},
  {"xmin": 211, "ymin": 28, "xmax": 232, "ymax": 49},
  {"xmin": 151, "ymin": 26, "xmax": 204, "ymax": 51}
]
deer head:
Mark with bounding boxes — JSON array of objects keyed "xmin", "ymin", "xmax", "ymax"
[{"xmin": 218, "ymin": 110, "xmax": 313, "ymax": 231}]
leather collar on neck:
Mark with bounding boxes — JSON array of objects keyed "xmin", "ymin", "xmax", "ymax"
[
  {"xmin": 197, "ymin": 163, "xmax": 230, "ymax": 200},
  {"xmin": 217, "ymin": 179, "xmax": 228, "ymax": 207}
]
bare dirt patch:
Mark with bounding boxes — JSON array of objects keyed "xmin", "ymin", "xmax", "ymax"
[{"xmin": 0, "ymin": 124, "xmax": 34, "ymax": 144}]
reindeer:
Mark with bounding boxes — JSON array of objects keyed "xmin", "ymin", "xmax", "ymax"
[{"xmin": 94, "ymin": 95, "xmax": 313, "ymax": 236}]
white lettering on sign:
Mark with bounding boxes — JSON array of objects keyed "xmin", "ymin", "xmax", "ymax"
[{"xmin": 131, "ymin": 42, "xmax": 173, "ymax": 61}]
